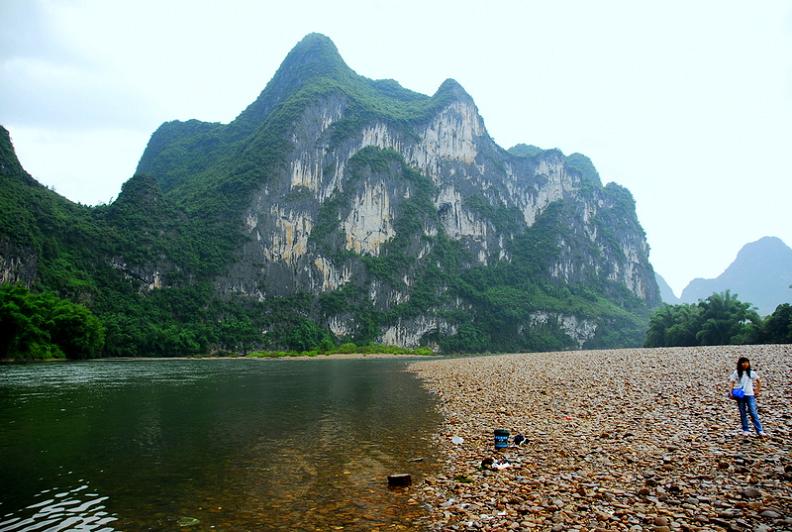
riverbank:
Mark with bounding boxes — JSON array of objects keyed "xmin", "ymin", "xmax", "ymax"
[
  {"xmin": 1, "ymin": 353, "xmax": 434, "ymax": 364},
  {"xmin": 408, "ymin": 345, "xmax": 792, "ymax": 531},
  {"xmin": 249, "ymin": 352, "xmax": 436, "ymax": 361}
]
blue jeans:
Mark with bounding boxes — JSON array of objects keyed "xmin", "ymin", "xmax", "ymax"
[{"xmin": 737, "ymin": 396, "xmax": 763, "ymax": 433}]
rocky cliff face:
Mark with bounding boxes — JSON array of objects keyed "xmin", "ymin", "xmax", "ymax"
[
  {"xmin": 0, "ymin": 239, "xmax": 36, "ymax": 287},
  {"xmin": 1, "ymin": 34, "xmax": 659, "ymax": 354},
  {"xmin": 132, "ymin": 34, "xmax": 659, "ymax": 350}
]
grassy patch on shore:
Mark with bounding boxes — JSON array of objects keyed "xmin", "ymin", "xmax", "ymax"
[{"xmin": 247, "ymin": 342, "xmax": 433, "ymax": 358}]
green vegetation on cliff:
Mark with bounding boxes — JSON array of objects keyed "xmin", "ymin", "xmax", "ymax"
[
  {"xmin": 1, "ymin": 34, "xmax": 662, "ymax": 357},
  {"xmin": 307, "ymin": 148, "xmax": 650, "ymax": 353}
]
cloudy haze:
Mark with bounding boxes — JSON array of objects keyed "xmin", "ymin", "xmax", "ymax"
[{"xmin": 1, "ymin": 0, "xmax": 790, "ymax": 296}]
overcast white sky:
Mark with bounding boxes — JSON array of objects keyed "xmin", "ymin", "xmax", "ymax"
[{"xmin": 1, "ymin": 0, "xmax": 790, "ymax": 296}]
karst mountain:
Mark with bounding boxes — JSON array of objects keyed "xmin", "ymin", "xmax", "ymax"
[{"xmin": 0, "ymin": 34, "xmax": 661, "ymax": 355}]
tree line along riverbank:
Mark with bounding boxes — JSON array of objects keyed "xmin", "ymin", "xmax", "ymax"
[{"xmin": 3, "ymin": 283, "xmax": 791, "ymax": 361}]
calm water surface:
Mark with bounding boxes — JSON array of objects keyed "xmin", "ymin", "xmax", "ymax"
[{"xmin": 0, "ymin": 358, "xmax": 441, "ymax": 531}]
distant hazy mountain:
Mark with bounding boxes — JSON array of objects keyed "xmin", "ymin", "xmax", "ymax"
[
  {"xmin": 655, "ymin": 273, "xmax": 680, "ymax": 304},
  {"xmin": 680, "ymin": 236, "xmax": 792, "ymax": 315}
]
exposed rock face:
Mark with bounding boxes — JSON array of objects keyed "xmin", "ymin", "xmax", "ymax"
[
  {"xmin": 379, "ymin": 317, "xmax": 457, "ymax": 348},
  {"xmin": 342, "ymin": 181, "xmax": 395, "ymax": 256},
  {"xmin": 131, "ymin": 33, "xmax": 660, "ymax": 350},
  {"xmin": 288, "ymin": 96, "xmax": 346, "ymax": 199},
  {"xmin": 528, "ymin": 312, "xmax": 598, "ymax": 349},
  {"xmin": 436, "ymin": 186, "xmax": 489, "ymax": 242},
  {"xmin": 313, "ymin": 257, "xmax": 351, "ymax": 292},
  {"xmin": 109, "ymin": 257, "xmax": 165, "ymax": 293},
  {"xmin": 0, "ymin": 241, "xmax": 36, "ymax": 287},
  {"xmin": 264, "ymin": 206, "xmax": 313, "ymax": 265}
]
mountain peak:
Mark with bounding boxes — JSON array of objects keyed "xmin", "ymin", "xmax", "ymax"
[
  {"xmin": 281, "ymin": 33, "xmax": 347, "ymax": 74},
  {"xmin": 737, "ymin": 236, "xmax": 789, "ymax": 259},
  {"xmin": 681, "ymin": 236, "xmax": 792, "ymax": 314},
  {"xmin": 0, "ymin": 126, "xmax": 36, "ymax": 185},
  {"xmin": 0, "ymin": 126, "xmax": 19, "ymax": 173},
  {"xmin": 435, "ymin": 78, "xmax": 474, "ymax": 103},
  {"xmin": 292, "ymin": 33, "xmax": 338, "ymax": 52},
  {"xmin": 655, "ymin": 272, "xmax": 681, "ymax": 304},
  {"xmin": 230, "ymin": 34, "xmax": 352, "ymax": 132}
]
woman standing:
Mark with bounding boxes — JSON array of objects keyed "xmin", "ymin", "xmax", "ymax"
[{"xmin": 729, "ymin": 357, "xmax": 765, "ymax": 436}]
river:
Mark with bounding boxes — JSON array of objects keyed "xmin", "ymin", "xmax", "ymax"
[{"xmin": 0, "ymin": 358, "xmax": 441, "ymax": 530}]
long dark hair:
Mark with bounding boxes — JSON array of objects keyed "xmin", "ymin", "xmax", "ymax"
[{"xmin": 737, "ymin": 357, "xmax": 752, "ymax": 379}]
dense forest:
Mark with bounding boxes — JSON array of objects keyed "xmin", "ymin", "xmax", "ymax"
[
  {"xmin": 3, "ymin": 283, "xmax": 789, "ymax": 360},
  {"xmin": 0, "ymin": 284, "xmax": 104, "ymax": 359},
  {"xmin": 645, "ymin": 290, "xmax": 792, "ymax": 347},
  {"xmin": 0, "ymin": 284, "xmax": 435, "ymax": 360}
]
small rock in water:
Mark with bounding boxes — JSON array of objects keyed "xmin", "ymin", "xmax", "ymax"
[
  {"xmin": 451, "ymin": 436, "xmax": 464, "ymax": 445},
  {"xmin": 176, "ymin": 516, "xmax": 200, "ymax": 527}
]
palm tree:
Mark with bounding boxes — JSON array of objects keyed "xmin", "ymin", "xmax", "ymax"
[{"xmin": 696, "ymin": 290, "xmax": 760, "ymax": 345}]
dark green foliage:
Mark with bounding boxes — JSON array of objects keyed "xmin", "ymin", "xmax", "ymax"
[
  {"xmin": 564, "ymin": 153, "xmax": 602, "ymax": 187},
  {"xmin": 509, "ymin": 144, "xmax": 601, "ymax": 188},
  {"xmin": 0, "ymin": 284, "xmax": 104, "ymax": 359},
  {"xmin": 599, "ymin": 183, "xmax": 645, "ymax": 241},
  {"xmin": 463, "ymin": 194, "xmax": 523, "ymax": 234},
  {"xmin": 508, "ymin": 144, "xmax": 544, "ymax": 158},
  {"xmin": 135, "ymin": 120, "xmax": 226, "ymax": 192},
  {"xmin": 420, "ymin": 200, "xmax": 651, "ymax": 352},
  {"xmin": 248, "ymin": 342, "xmax": 432, "ymax": 358},
  {"xmin": 262, "ymin": 294, "xmax": 333, "ymax": 352},
  {"xmin": 645, "ymin": 303, "xmax": 702, "ymax": 347},
  {"xmin": 759, "ymin": 303, "xmax": 792, "ymax": 344},
  {"xmin": 645, "ymin": 290, "xmax": 766, "ymax": 347},
  {"xmin": 437, "ymin": 323, "xmax": 489, "ymax": 353},
  {"xmin": 696, "ymin": 291, "xmax": 761, "ymax": 345}
]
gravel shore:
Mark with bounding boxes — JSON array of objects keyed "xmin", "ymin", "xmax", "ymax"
[{"xmin": 408, "ymin": 345, "xmax": 792, "ymax": 531}]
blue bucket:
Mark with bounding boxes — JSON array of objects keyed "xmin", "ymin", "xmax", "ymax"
[{"xmin": 494, "ymin": 429, "xmax": 510, "ymax": 449}]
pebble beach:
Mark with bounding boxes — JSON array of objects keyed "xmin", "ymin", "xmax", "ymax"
[{"xmin": 408, "ymin": 345, "xmax": 792, "ymax": 531}]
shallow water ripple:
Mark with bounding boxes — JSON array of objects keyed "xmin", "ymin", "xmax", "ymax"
[{"xmin": 0, "ymin": 483, "xmax": 117, "ymax": 532}]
